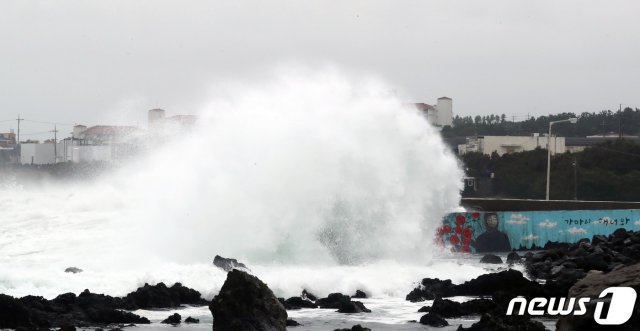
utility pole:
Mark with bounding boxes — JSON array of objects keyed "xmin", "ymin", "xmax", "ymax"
[
  {"xmin": 619, "ymin": 104, "xmax": 622, "ymax": 139},
  {"xmin": 546, "ymin": 118, "xmax": 578, "ymax": 200},
  {"xmin": 51, "ymin": 125, "xmax": 58, "ymax": 163},
  {"xmin": 573, "ymin": 156, "xmax": 578, "ymax": 200},
  {"xmin": 16, "ymin": 115, "xmax": 23, "ymax": 144}
]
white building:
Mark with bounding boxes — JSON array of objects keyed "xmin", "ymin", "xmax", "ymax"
[
  {"xmin": 20, "ymin": 143, "xmax": 56, "ymax": 164},
  {"xmin": 458, "ymin": 135, "xmax": 566, "ymax": 156},
  {"xmin": 408, "ymin": 96, "xmax": 453, "ymax": 127}
]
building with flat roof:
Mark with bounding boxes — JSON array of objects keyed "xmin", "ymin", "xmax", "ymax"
[
  {"xmin": 407, "ymin": 96, "xmax": 453, "ymax": 127},
  {"xmin": 458, "ymin": 135, "xmax": 566, "ymax": 156}
]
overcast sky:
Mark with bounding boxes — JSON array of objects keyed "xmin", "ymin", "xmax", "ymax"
[{"xmin": 1, "ymin": 0, "xmax": 639, "ymax": 139}]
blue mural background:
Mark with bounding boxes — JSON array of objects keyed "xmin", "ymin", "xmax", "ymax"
[{"xmin": 438, "ymin": 209, "xmax": 640, "ymax": 252}]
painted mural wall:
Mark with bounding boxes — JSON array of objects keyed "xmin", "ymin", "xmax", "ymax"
[{"xmin": 437, "ymin": 210, "xmax": 640, "ymax": 253}]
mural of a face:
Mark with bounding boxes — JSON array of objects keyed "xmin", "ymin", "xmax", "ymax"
[{"xmin": 485, "ymin": 213, "xmax": 499, "ymax": 230}]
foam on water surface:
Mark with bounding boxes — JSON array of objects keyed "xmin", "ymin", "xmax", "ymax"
[{"xmin": 0, "ymin": 69, "xmax": 469, "ymax": 315}]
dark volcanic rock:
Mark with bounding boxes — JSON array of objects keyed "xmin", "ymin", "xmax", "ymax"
[
  {"xmin": 506, "ymin": 252, "xmax": 522, "ymax": 263},
  {"xmin": 337, "ymin": 301, "xmax": 371, "ymax": 313},
  {"xmin": 286, "ymin": 319, "xmax": 300, "ymax": 326},
  {"xmin": 161, "ymin": 313, "xmax": 181, "ymax": 324},
  {"xmin": 543, "ymin": 241, "xmax": 571, "ymax": 250},
  {"xmin": 0, "ymin": 291, "xmax": 150, "ymax": 329},
  {"xmin": 213, "ymin": 255, "xmax": 248, "ymax": 272},
  {"xmin": 419, "ymin": 312, "xmax": 448, "ymax": 327},
  {"xmin": 0, "ymin": 294, "xmax": 34, "ymax": 328},
  {"xmin": 555, "ymin": 262, "xmax": 640, "ymax": 331},
  {"xmin": 209, "ymin": 269, "xmax": 287, "ymax": 331},
  {"xmin": 317, "ymin": 293, "xmax": 351, "ymax": 309},
  {"xmin": 64, "ymin": 267, "xmax": 83, "ymax": 274},
  {"xmin": 301, "ymin": 289, "xmax": 317, "ymax": 301},
  {"xmin": 122, "ymin": 282, "xmax": 205, "ymax": 309},
  {"xmin": 283, "ymin": 297, "xmax": 317, "ymax": 310},
  {"xmin": 184, "ymin": 316, "xmax": 199, "ymax": 323},
  {"xmin": 456, "ymin": 269, "xmax": 542, "ymax": 297},
  {"xmin": 406, "ymin": 278, "xmax": 457, "ymax": 302},
  {"xmin": 418, "ymin": 305, "xmax": 430, "ymax": 313},
  {"xmin": 459, "ymin": 312, "xmax": 546, "ymax": 331},
  {"xmin": 429, "ymin": 297, "xmax": 495, "ymax": 318},
  {"xmin": 351, "ymin": 290, "xmax": 367, "ymax": 299},
  {"xmin": 480, "ymin": 254, "xmax": 503, "ymax": 264},
  {"xmin": 333, "ymin": 325, "xmax": 371, "ymax": 331},
  {"xmin": 84, "ymin": 309, "xmax": 150, "ymax": 324},
  {"xmin": 316, "ymin": 293, "xmax": 369, "ymax": 313}
]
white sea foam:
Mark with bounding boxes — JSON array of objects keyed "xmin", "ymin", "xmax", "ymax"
[{"xmin": 0, "ymin": 68, "xmax": 467, "ymax": 300}]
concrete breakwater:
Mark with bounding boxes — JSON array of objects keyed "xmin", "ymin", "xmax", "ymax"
[{"xmin": 439, "ymin": 203, "xmax": 640, "ymax": 253}]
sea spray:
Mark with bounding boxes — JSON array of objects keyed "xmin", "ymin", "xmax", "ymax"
[{"xmin": 0, "ymin": 68, "xmax": 468, "ymax": 299}]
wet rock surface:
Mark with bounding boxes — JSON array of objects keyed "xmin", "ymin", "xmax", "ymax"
[
  {"xmin": 555, "ymin": 262, "xmax": 640, "ymax": 331},
  {"xmin": 0, "ymin": 292, "xmax": 150, "ymax": 329},
  {"xmin": 64, "ymin": 267, "xmax": 83, "ymax": 274},
  {"xmin": 184, "ymin": 316, "xmax": 199, "ymax": 323},
  {"xmin": 419, "ymin": 312, "xmax": 449, "ymax": 327},
  {"xmin": 209, "ymin": 269, "xmax": 287, "ymax": 331},
  {"xmin": 405, "ymin": 278, "xmax": 457, "ymax": 302},
  {"xmin": 479, "ymin": 254, "xmax": 503, "ymax": 264},
  {"xmin": 0, "ymin": 281, "xmax": 208, "ymax": 329},
  {"xmin": 337, "ymin": 301, "xmax": 371, "ymax": 313},
  {"xmin": 333, "ymin": 325, "xmax": 371, "ymax": 331},
  {"xmin": 285, "ymin": 319, "xmax": 300, "ymax": 326},
  {"xmin": 121, "ymin": 282, "xmax": 207, "ymax": 309},
  {"xmin": 160, "ymin": 313, "xmax": 181, "ymax": 324},
  {"xmin": 351, "ymin": 290, "xmax": 367, "ymax": 299},
  {"xmin": 408, "ymin": 229, "xmax": 640, "ymax": 331},
  {"xmin": 429, "ymin": 297, "xmax": 495, "ymax": 318},
  {"xmin": 213, "ymin": 255, "xmax": 248, "ymax": 272},
  {"xmin": 283, "ymin": 296, "xmax": 317, "ymax": 310},
  {"xmin": 316, "ymin": 293, "xmax": 371, "ymax": 313}
]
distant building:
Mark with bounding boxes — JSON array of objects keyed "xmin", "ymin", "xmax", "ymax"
[
  {"xmin": 59, "ymin": 124, "xmax": 143, "ymax": 163},
  {"xmin": 408, "ymin": 97, "xmax": 453, "ymax": 127},
  {"xmin": 458, "ymin": 135, "xmax": 566, "ymax": 156},
  {"xmin": 147, "ymin": 109, "xmax": 197, "ymax": 131},
  {"xmin": 20, "ymin": 142, "xmax": 56, "ymax": 165},
  {"xmin": 0, "ymin": 130, "xmax": 16, "ymax": 148},
  {"xmin": 76, "ymin": 125, "xmax": 143, "ymax": 145}
]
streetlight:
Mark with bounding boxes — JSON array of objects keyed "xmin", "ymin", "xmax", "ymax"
[{"xmin": 546, "ymin": 117, "xmax": 577, "ymax": 200}]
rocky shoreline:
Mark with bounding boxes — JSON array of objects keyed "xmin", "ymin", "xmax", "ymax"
[
  {"xmin": 3, "ymin": 230, "xmax": 640, "ymax": 330},
  {"xmin": 408, "ymin": 228, "xmax": 640, "ymax": 330},
  {"xmin": 0, "ymin": 282, "xmax": 207, "ymax": 329}
]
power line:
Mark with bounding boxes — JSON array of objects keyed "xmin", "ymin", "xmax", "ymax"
[
  {"xmin": 19, "ymin": 130, "xmax": 52, "ymax": 136},
  {"xmin": 23, "ymin": 119, "xmax": 75, "ymax": 126}
]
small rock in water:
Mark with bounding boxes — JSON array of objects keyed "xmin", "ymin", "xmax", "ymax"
[
  {"xmin": 334, "ymin": 325, "xmax": 371, "ymax": 331},
  {"xmin": 64, "ymin": 267, "xmax": 83, "ymax": 274},
  {"xmin": 301, "ymin": 289, "xmax": 317, "ymax": 301},
  {"xmin": 213, "ymin": 255, "xmax": 248, "ymax": 272},
  {"xmin": 506, "ymin": 252, "xmax": 522, "ymax": 263},
  {"xmin": 283, "ymin": 296, "xmax": 317, "ymax": 310},
  {"xmin": 351, "ymin": 290, "xmax": 367, "ymax": 299},
  {"xmin": 286, "ymin": 319, "xmax": 300, "ymax": 326},
  {"xmin": 58, "ymin": 325, "xmax": 76, "ymax": 331},
  {"xmin": 317, "ymin": 293, "xmax": 351, "ymax": 309},
  {"xmin": 479, "ymin": 254, "xmax": 503, "ymax": 264},
  {"xmin": 419, "ymin": 312, "xmax": 449, "ymax": 327},
  {"xmin": 161, "ymin": 313, "xmax": 181, "ymax": 324},
  {"xmin": 418, "ymin": 306, "xmax": 430, "ymax": 313},
  {"xmin": 337, "ymin": 300, "xmax": 371, "ymax": 313},
  {"xmin": 184, "ymin": 316, "xmax": 199, "ymax": 323}
]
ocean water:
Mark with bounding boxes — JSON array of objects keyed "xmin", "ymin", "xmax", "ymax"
[{"xmin": 0, "ymin": 69, "xmax": 498, "ymax": 330}]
